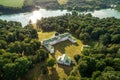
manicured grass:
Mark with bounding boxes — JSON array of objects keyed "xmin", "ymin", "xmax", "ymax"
[
  {"xmin": 57, "ymin": 0, "xmax": 68, "ymax": 5},
  {"xmin": 0, "ymin": 0, "xmax": 24, "ymax": 8}
]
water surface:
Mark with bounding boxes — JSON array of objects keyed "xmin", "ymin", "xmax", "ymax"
[
  {"xmin": 0, "ymin": 9, "xmax": 120, "ymax": 26},
  {"xmin": 0, "ymin": 9, "xmax": 69, "ymax": 26}
]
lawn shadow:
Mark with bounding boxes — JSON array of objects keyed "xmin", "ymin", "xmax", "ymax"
[
  {"xmin": 49, "ymin": 67, "xmax": 60, "ymax": 80},
  {"xmin": 58, "ymin": 64, "xmax": 73, "ymax": 76},
  {"xmin": 38, "ymin": 67, "xmax": 59, "ymax": 80},
  {"xmin": 53, "ymin": 40, "xmax": 79, "ymax": 54},
  {"xmin": 74, "ymin": 43, "xmax": 79, "ymax": 46},
  {"xmin": 50, "ymin": 53, "xmax": 56, "ymax": 59}
]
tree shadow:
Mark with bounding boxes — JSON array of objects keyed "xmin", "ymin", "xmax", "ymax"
[
  {"xmin": 49, "ymin": 67, "xmax": 59, "ymax": 80},
  {"xmin": 58, "ymin": 64, "xmax": 73, "ymax": 76},
  {"xmin": 53, "ymin": 40, "xmax": 79, "ymax": 54},
  {"xmin": 74, "ymin": 43, "xmax": 79, "ymax": 46},
  {"xmin": 38, "ymin": 67, "xmax": 59, "ymax": 80},
  {"xmin": 50, "ymin": 53, "xmax": 56, "ymax": 58}
]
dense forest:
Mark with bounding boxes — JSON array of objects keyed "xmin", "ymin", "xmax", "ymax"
[
  {"xmin": 37, "ymin": 12, "xmax": 120, "ymax": 80},
  {"xmin": 0, "ymin": 21, "xmax": 49, "ymax": 80}
]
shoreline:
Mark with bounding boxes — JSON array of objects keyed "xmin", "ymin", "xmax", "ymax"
[
  {"xmin": 0, "ymin": 5, "xmax": 40, "ymax": 15},
  {"xmin": 0, "ymin": 4, "xmax": 117, "ymax": 15}
]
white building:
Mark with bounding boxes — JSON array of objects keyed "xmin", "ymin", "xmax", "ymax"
[
  {"xmin": 41, "ymin": 33, "xmax": 76, "ymax": 53},
  {"xmin": 57, "ymin": 54, "xmax": 71, "ymax": 66}
]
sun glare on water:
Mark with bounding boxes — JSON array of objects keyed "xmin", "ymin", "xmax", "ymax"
[{"xmin": 30, "ymin": 11, "xmax": 41, "ymax": 23}]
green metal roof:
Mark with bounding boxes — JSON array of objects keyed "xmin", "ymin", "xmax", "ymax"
[{"xmin": 43, "ymin": 33, "xmax": 71, "ymax": 44}]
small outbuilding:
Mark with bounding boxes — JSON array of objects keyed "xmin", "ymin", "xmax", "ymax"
[{"xmin": 57, "ymin": 54, "xmax": 71, "ymax": 66}]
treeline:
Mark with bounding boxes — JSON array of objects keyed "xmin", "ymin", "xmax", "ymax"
[
  {"xmin": 0, "ymin": 20, "xmax": 49, "ymax": 80},
  {"xmin": 34, "ymin": 0, "xmax": 120, "ymax": 11},
  {"xmin": 0, "ymin": 5, "xmax": 36, "ymax": 14},
  {"xmin": 61, "ymin": 0, "xmax": 120, "ymax": 11},
  {"xmin": 37, "ymin": 12, "xmax": 120, "ymax": 79},
  {"xmin": 33, "ymin": 0, "xmax": 120, "ymax": 11},
  {"xmin": 34, "ymin": 0, "xmax": 59, "ymax": 10}
]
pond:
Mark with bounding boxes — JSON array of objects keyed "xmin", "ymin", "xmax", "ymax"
[{"xmin": 0, "ymin": 8, "xmax": 120, "ymax": 26}]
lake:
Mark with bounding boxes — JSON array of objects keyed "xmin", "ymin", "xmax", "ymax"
[
  {"xmin": 0, "ymin": 9, "xmax": 120, "ymax": 26},
  {"xmin": 0, "ymin": 9, "xmax": 70, "ymax": 26}
]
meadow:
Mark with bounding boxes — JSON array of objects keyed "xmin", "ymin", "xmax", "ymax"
[
  {"xmin": 57, "ymin": 0, "xmax": 68, "ymax": 5},
  {"xmin": 0, "ymin": 0, "xmax": 24, "ymax": 8}
]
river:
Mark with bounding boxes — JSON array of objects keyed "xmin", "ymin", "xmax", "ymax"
[{"xmin": 0, "ymin": 8, "xmax": 120, "ymax": 26}]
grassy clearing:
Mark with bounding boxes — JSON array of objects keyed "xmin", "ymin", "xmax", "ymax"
[
  {"xmin": 57, "ymin": 0, "xmax": 68, "ymax": 5},
  {"xmin": 53, "ymin": 39, "xmax": 82, "ymax": 60},
  {"xmin": 38, "ymin": 31, "xmax": 82, "ymax": 79},
  {"xmin": 25, "ymin": 31, "xmax": 83, "ymax": 80},
  {"xmin": 0, "ymin": 0, "xmax": 24, "ymax": 8}
]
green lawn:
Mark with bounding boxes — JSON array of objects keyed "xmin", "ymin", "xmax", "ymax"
[
  {"xmin": 57, "ymin": 0, "xmax": 68, "ymax": 5},
  {"xmin": 0, "ymin": 0, "xmax": 24, "ymax": 8}
]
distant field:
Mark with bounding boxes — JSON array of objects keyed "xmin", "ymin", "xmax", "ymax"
[
  {"xmin": 58, "ymin": 0, "xmax": 68, "ymax": 5},
  {"xmin": 0, "ymin": 0, "xmax": 24, "ymax": 8}
]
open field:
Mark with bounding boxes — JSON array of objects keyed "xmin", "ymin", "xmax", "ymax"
[
  {"xmin": 57, "ymin": 0, "xmax": 68, "ymax": 5},
  {"xmin": 0, "ymin": 0, "xmax": 24, "ymax": 8}
]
